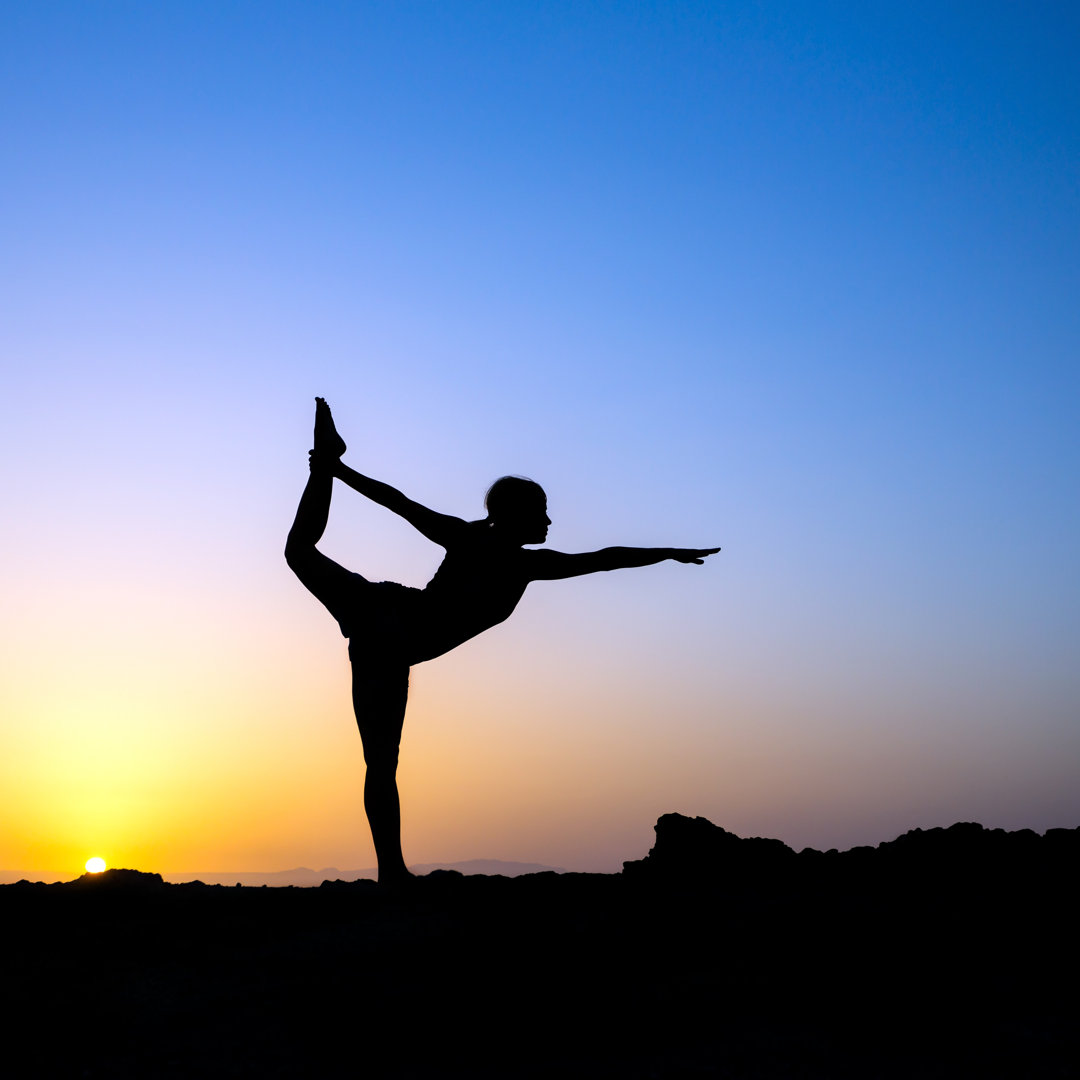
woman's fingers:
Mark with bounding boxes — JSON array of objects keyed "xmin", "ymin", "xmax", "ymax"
[{"xmin": 675, "ymin": 546, "xmax": 720, "ymax": 564}]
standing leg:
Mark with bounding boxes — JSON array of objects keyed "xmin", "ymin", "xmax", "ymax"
[{"xmin": 351, "ymin": 653, "xmax": 413, "ymax": 884}]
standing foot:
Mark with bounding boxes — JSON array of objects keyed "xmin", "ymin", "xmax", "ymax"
[
  {"xmin": 314, "ymin": 397, "xmax": 347, "ymax": 459},
  {"xmin": 377, "ymin": 868, "xmax": 416, "ymax": 891}
]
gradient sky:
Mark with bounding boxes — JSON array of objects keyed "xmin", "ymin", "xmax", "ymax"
[{"xmin": 2, "ymin": 1, "xmax": 1078, "ymax": 880}]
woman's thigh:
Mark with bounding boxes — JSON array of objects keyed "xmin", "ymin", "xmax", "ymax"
[
  {"xmin": 290, "ymin": 547, "xmax": 370, "ymax": 635},
  {"xmin": 349, "ymin": 651, "xmax": 410, "ymax": 767}
]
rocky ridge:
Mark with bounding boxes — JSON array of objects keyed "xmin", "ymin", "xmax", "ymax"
[{"xmin": 3, "ymin": 814, "xmax": 1075, "ymax": 1078}]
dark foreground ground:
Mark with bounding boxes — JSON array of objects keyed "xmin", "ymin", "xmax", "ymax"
[{"xmin": 5, "ymin": 815, "xmax": 1076, "ymax": 1078}]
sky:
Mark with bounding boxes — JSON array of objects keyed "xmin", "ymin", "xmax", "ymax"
[{"xmin": 2, "ymin": 1, "xmax": 1078, "ymax": 880}]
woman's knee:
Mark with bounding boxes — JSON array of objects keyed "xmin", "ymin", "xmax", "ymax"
[
  {"xmin": 363, "ymin": 744, "xmax": 400, "ymax": 772},
  {"xmin": 284, "ymin": 536, "xmax": 313, "ymax": 573}
]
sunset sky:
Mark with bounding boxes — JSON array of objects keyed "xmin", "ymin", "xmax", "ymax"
[{"xmin": 2, "ymin": 2, "xmax": 1078, "ymax": 881}]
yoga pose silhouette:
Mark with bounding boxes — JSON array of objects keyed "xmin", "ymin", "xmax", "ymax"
[{"xmin": 286, "ymin": 398, "xmax": 719, "ymax": 884}]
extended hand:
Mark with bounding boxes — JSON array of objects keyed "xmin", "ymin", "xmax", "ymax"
[{"xmin": 670, "ymin": 547, "xmax": 721, "ymax": 565}]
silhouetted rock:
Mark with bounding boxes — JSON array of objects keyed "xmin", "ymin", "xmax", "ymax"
[
  {"xmin": 622, "ymin": 812, "xmax": 797, "ymax": 882},
  {"xmin": 71, "ymin": 867, "xmax": 165, "ymax": 890},
  {"xmin": 318, "ymin": 876, "xmax": 379, "ymax": 892},
  {"xmin": 423, "ymin": 868, "xmax": 465, "ymax": 882}
]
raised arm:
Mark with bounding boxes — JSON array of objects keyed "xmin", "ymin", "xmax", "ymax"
[
  {"xmin": 527, "ymin": 546, "xmax": 720, "ymax": 580},
  {"xmin": 325, "ymin": 457, "xmax": 467, "ymax": 548}
]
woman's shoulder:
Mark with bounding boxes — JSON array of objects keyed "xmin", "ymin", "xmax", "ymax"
[
  {"xmin": 457, "ymin": 518, "xmax": 495, "ymax": 544},
  {"xmin": 434, "ymin": 519, "xmax": 496, "ymax": 562},
  {"xmin": 452, "ymin": 521, "xmax": 536, "ymax": 567}
]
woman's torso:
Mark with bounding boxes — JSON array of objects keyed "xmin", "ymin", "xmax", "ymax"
[{"xmin": 413, "ymin": 521, "xmax": 532, "ymax": 662}]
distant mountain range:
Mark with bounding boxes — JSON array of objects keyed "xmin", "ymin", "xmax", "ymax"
[
  {"xmin": 1, "ymin": 857, "xmax": 564, "ymax": 886},
  {"xmin": 164, "ymin": 858, "xmax": 565, "ymax": 886}
]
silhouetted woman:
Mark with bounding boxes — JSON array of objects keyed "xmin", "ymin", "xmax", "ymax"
[{"xmin": 286, "ymin": 398, "xmax": 719, "ymax": 884}]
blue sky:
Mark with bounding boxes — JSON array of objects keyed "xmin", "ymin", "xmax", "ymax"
[{"xmin": 2, "ymin": 2, "xmax": 1077, "ymax": 875}]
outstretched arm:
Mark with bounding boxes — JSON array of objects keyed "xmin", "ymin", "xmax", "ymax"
[
  {"xmin": 321, "ymin": 456, "xmax": 466, "ymax": 547},
  {"xmin": 527, "ymin": 546, "xmax": 720, "ymax": 580}
]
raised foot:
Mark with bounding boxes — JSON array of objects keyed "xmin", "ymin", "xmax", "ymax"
[{"xmin": 314, "ymin": 396, "xmax": 347, "ymax": 459}]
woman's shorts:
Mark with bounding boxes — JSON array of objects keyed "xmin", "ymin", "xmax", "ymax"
[
  {"xmin": 289, "ymin": 547, "xmax": 426, "ymax": 664},
  {"xmin": 344, "ymin": 579, "xmax": 424, "ymax": 662}
]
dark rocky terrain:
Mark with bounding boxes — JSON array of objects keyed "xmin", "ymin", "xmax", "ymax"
[{"xmin": 4, "ymin": 814, "xmax": 1076, "ymax": 1077}]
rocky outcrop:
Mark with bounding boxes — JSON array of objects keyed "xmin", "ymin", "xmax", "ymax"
[
  {"xmin": 622, "ymin": 813, "xmax": 1080, "ymax": 893},
  {"xmin": 71, "ymin": 867, "xmax": 166, "ymax": 890},
  {"xmin": 622, "ymin": 812, "xmax": 797, "ymax": 881}
]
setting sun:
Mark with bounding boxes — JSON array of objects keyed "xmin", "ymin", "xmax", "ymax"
[{"xmin": 85, "ymin": 857, "xmax": 106, "ymax": 874}]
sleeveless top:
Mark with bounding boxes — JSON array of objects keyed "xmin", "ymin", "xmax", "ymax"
[
  {"xmin": 416, "ymin": 521, "xmax": 534, "ymax": 662},
  {"xmin": 348, "ymin": 520, "xmax": 536, "ymax": 666}
]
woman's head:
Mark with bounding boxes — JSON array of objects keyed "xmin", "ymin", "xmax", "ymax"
[{"xmin": 485, "ymin": 476, "xmax": 550, "ymax": 543}]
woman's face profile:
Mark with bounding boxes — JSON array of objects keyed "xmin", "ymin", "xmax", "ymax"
[{"xmin": 498, "ymin": 496, "xmax": 550, "ymax": 544}]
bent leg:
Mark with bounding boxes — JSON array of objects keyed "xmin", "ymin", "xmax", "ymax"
[
  {"xmin": 287, "ymin": 465, "xmax": 332, "ymax": 552},
  {"xmin": 285, "ymin": 396, "xmax": 351, "ymax": 601},
  {"xmin": 285, "ymin": 466, "xmax": 371, "ymax": 635},
  {"xmin": 285, "ymin": 468, "xmax": 352, "ymax": 599},
  {"xmin": 351, "ymin": 653, "xmax": 412, "ymax": 884}
]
